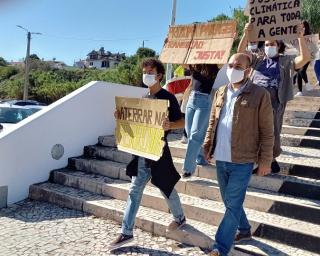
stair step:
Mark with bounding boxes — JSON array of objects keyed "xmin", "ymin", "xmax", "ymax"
[
  {"xmin": 29, "ymin": 182, "xmax": 319, "ymax": 256},
  {"xmin": 96, "ymin": 135, "xmax": 320, "ymax": 179},
  {"xmin": 52, "ymin": 169, "xmax": 320, "ymax": 225},
  {"xmin": 281, "ymin": 133, "xmax": 320, "ymax": 149},
  {"xmin": 282, "ymin": 125, "xmax": 320, "ymax": 137},
  {"xmin": 67, "ymin": 151, "xmax": 320, "ymax": 224},
  {"xmin": 286, "ymin": 105, "xmax": 320, "ymax": 112},
  {"xmin": 284, "ymin": 110, "xmax": 320, "ymax": 120},
  {"xmin": 290, "ymin": 95, "xmax": 320, "ymax": 103},
  {"xmin": 69, "ymin": 156, "xmax": 320, "ymax": 202},
  {"xmin": 284, "ymin": 118, "xmax": 320, "ymax": 128}
]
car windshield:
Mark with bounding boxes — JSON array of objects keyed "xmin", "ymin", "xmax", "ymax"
[{"xmin": 0, "ymin": 107, "xmax": 34, "ymax": 124}]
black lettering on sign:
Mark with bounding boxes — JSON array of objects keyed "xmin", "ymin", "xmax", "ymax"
[
  {"xmin": 257, "ymin": 15, "xmax": 276, "ymax": 26},
  {"xmin": 258, "ymin": 29, "xmax": 266, "ymax": 39},
  {"xmin": 250, "ymin": 0, "xmax": 301, "ymax": 40}
]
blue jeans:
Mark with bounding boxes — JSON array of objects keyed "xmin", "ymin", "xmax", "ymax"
[
  {"xmin": 183, "ymin": 91, "xmax": 211, "ymax": 174},
  {"xmin": 121, "ymin": 157, "xmax": 185, "ymax": 236},
  {"xmin": 213, "ymin": 161, "xmax": 253, "ymax": 256},
  {"xmin": 315, "ymin": 60, "xmax": 320, "ymax": 83}
]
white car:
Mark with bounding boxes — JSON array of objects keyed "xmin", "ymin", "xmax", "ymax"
[{"xmin": 0, "ymin": 104, "xmax": 43, "ymax": 132}]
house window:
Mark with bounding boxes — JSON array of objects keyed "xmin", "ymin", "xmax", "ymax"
[
  {"xmin": 89, "ymin": 62, "xmax": 93, "ymax": 66},
  {"xmin": 101, "ymin": 61, "xmax": 109, "ymax": 68}
]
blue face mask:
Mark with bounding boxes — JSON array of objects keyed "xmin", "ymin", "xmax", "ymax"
[{"xmin": 265, "ymin": 46, "xmax": 278, "ymax": 58}]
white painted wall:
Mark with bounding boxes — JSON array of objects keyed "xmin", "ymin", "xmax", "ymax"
[
  {"xmin": 88, "ymin": 60, "xmax": 104, "ymax": 69},
  {"xmin": 0, "ymin": 81, "xmax": 147, "ymax": 205}
]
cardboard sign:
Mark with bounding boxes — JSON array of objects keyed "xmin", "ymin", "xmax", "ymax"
[
  {"xmin": 115, "ymin": 97, "xmax": 168, "ymax": 161},
  {"xmin": 160, "ymin": 20, "xmax": 236, "ymax": 64},
  {"xmin": 286, "ymin": 34, "xmax": 320, "ymax": 60},
  {"xmin": 248, "ymin": 0, "xmax": 301, "ymax": 41}
]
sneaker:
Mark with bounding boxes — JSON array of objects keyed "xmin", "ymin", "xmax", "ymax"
[
  {"xmin": 181, "ymin": 136, "xmax": 188, "ymax": 144},
  {"xmin": 271, "ymin": 160, "xmax": 280, "ymax": 174},
  {"xmin": 208, "ymin": 249, "xmax": 220, "ymax": 256},
  {"xmin": 294, "ymin": 91, "xmax": 303, "ymax": 97},
  {"xmin": 234, "ymin": 231, "xmax": 252, "ymax": 244},
  {"xmin": 196, "ymin": 159, "xmax": 209, "ymax": 166},
  {"xmin": 108, "ymin": 234, "xmax": 134, "ymax": 250},
  {"xmin": 305, "ymin": 83, "xmax": 313, "ymax": 91},
  {"xmin": 167, "ymin": 217, "xmax": 186, "ymax": 232},
  {"xmin": 182, "ymin": 171, "xmax": 192, "ymax": 179}
]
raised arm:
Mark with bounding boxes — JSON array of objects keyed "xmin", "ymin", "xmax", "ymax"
[
  {"xmin": 238, "ymin": 23, "xmax": 253, "ymax": 53},
  {"xmin": 294, "ymin": 24, "xmax": 311, "ymax": 70}
]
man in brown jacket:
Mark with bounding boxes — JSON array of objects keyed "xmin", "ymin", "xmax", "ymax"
[{"xmin": 204, "ymin": 53, "xmax": 274, "ymax": 256}]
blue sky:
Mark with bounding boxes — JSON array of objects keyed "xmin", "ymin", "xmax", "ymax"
[{"xmin": 0, "ymin": 0, "xmax": 246, "ymax": 65}]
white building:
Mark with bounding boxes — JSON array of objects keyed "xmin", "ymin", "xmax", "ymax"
[{"xmin": 74, "ymin": 47, "xmax": 125, "ymax": 70}]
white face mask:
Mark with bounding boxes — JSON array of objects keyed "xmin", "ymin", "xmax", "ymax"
[
  {"xmin": 247, "ymin": 44, "xmax": 258, "ymax": 52},
  {"xmin": 226, "ymin": 67, "xmax": 245, "ymax": 84},
  {"xmin": 143, "ymin": 74, "xmax": 157, "ymax": 87},
  {"xmin": 265, "ymin": 46, "xmax": 278, "ymax": 58}
]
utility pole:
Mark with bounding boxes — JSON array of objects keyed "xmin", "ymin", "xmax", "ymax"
[
  {"xmin": 165, "ymin": 0, "xmax": 177, "ymax": 83},
  {"xmin": 142, "ymin": 40, "xmax": 149, "ymax": 48},
  {"xmin": 17, "ymin": 25, "xmax": 42, "ymax": 100}
]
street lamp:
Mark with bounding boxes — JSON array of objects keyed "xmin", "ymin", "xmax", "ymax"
[
  {"xmin": 17, "ymin": 25, "xmax": 42, "ymax": 100},
  {"xmin": 166, "ymin": 0, "xmax": 177, "ymax": 83}
]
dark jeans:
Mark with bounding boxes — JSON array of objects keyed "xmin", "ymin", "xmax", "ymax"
[
  {"xmin": 315, "ymin": 60, "xmax": 320, "ymax": 83},
  {"xmin": 294, "ymin": 62, "xmax": 310, "ymax": 92},
  {"xmin": 266, "ymin": 87, "xmax": 286, "ymax": 158}
]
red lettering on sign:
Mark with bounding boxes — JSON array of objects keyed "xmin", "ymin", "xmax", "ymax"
[{"xmin": 194, "ymin": 51, "xmax": 226, "ymax": 60}]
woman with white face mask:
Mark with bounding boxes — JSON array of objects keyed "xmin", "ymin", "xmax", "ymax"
[
  {"xmin": 182, "ymin": 64, "xmax": 220, "ymax": 178},
  {"xmin": 238, "ymin": 23, "xmax": 311, "ymax": 173}
]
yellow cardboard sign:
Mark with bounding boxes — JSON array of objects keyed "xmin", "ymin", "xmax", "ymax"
[{"xmin": 115, "ymin": 97, "xmax": 169, "ymax": 161}]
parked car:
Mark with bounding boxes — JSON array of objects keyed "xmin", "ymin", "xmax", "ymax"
[
  {"xmin": 6, "ymin": 100, "xmax": 47, "ymax": 107},
  {"xmin": 0, "ymin": 104, "xmax": 43, "ymax": 132}
]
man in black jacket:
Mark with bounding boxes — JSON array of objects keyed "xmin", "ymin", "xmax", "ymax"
[{"xmin": 109, "ymin": 58, "xmax": 186, "ymax": 249}]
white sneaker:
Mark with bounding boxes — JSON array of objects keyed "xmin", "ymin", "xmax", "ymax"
[
  {"xmin": 294, "ymin": 91, "xmax": 303, "ymax": 97},
  {"xmin": 180, "ymin": 136, "xmax": 188, "ymax": 144},
  {"xmin": 305, "ymin": 83, "xmax": 313, "ymax": 91}
]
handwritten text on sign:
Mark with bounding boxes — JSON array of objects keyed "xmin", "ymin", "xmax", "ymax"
[
  {"xmin": 160, "ymin": 21, "xmax": 236, "ymax": 64},
  {"xmin": 249, "ymin": 0, "xmax": 301, "ymax": 41},
  {"xmin": 115, "ymin": 97, "xmax": 168, "ymax": 161},
  {"xmin": 286, "ymin": 34, "xmax": 320, "ymax": 60}
]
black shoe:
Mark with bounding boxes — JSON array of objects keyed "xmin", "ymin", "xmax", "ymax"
[
  {"xmin": 252, "ymin": 167, "xmax": 258, "ymax": 174},
  {"xmin": 271, "ymin": 160, "xmax": 280, "ymax": 174},
  {"xmin": 108, "ymin": 234, "xmax": 134, "ymax": 250},
  {"xmin": 234, "ymin": 230, "xmax": 252, "ymax": 244},
  {"xmin": 182, "ymin": 172, "xmax": 192, "ymax": 179}
]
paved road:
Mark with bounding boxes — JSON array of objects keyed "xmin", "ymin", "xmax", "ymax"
[{"xmin": 0, "ymin": 200, "xmax": 208, "ymax": 256}]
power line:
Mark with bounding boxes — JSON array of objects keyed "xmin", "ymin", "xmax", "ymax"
[{"xmin": 41, "ymin": 33, "xmax": 163, "ymax": 42}]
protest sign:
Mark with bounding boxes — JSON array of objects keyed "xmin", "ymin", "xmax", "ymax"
[
  {"xmin": 286, "ymin": 34, "xmax": 320, "ymax": 60},
  {"xmin": 248, "ymin": 0, "xmax": 301, "ymax": 41},
  {"xmin": 160, "ymin": 20, "xmax": 236, "ymax": 64},
  {"xmin": 115, "ymin": 97, "xmax": 168, "ymax": 161}
]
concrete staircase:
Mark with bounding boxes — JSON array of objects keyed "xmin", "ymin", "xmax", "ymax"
[{"xmin": 29, "ymin": 93, "xmax": 320, "ymax": 256}]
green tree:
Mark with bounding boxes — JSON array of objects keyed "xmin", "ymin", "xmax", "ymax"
[
  {"xmin": 302, "ymin": 0, "xmax": 320, "ymax": 33},
  {"xmin": 136, "ymin": 47, "xmax": 156, "ymax": 59},
  {"xmin": 209, "ymin": 13, "xmax": 230, "ymax": 22},
  {"xmin": 0, "ymin": 57, "xmax": 7, "ymax": 67},
  {"xmin": 29, "ymin": 54, "xmax": 40, "ymax": 60}
]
